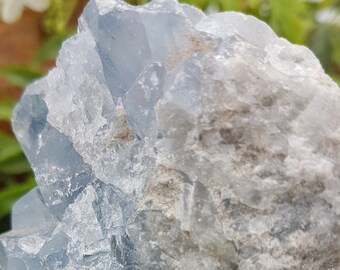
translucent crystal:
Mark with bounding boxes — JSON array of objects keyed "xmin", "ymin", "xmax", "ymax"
[{"xmin": 1, "ymin": 0, "xmax": 340, "ymax": 269}]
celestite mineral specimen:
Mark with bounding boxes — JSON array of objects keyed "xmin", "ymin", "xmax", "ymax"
[{"xmin": 1, "ymin": 0, "xmax": 340, "ymax": 269}]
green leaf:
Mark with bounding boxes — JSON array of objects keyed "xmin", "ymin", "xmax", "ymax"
[
  {"xmin": 329, "ymin": 28, "xmax": 340, "ymax": 67},
  {"xmin": 248, "ymin": 0, "xmax": 262, "ymax": 9},
  {"xmin": 0, "ymin": 175, "xmax": 36, "ymax": 219},
  {"xmin": 0, "ymin": 154, "xmax": 31, "ymax": 175},
  {"xmin": 331, "ymin": 74, "xmax": 340, "ymax": 86},
  {"xmin": 43, "ymin": 0, "xmax": 78, "ymax": 34},
  {"xmin": 0, "ymin": 99, "xmax": 15, "ymax": 121},
  {"xmin": 126, "ymin": 0, "xmax": 150, "ymax": 5},
  {"xmin": 0, "ymin": 66, "xmax": 43, "ymax": 87},
  {"xmin": 179, "ymin": 0, "xmax": 211, "ymax": 10},
  {"xmin": 0, "ymin": 133, "xmax": 22, "ymax": 163},
  {"xmin": 219, "ymin": 0, "xmax": 243, "ymax": 11},
  {"xmin": 0, "ymin": 214, "xmax": 10, "ymax": 233},
  {"xmin": 268, "ymin": 0, "xmax": 311, "ymax": 44},
  {"xmin": 31, "ymin": 29, "xmax": 76, "ymax": 67},
  {"xmin": 310, "ymin": 25, "xmax": 333, "ymax": 72}
]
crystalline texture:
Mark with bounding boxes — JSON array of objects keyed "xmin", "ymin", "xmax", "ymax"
[{"xmin": 1, "ymin": 0, "xmax": 340, "ymax": 269}]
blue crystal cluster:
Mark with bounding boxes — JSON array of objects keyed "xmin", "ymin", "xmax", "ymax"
[{"xmin": 1, "ymin": 0, "xmax": 340, "ymax": 269}]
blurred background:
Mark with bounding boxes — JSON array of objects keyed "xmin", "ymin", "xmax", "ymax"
[{"xmin": 0, "ymin": 0, "xmax": 339, "ymax": 233}]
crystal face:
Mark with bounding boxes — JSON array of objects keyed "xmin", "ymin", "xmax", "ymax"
[{"xmin": 1, "ymin": 0, "xmax": 340, "ymax": 269}]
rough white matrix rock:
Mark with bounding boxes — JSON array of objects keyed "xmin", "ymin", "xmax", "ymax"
[{"xmin": 1, "ymin": 0, "xmax": 340, "ymax": 269}]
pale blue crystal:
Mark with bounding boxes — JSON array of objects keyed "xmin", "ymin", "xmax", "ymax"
[{"xmin": 1, "ymin": 0, "xmax": 340, "ymax": 269}]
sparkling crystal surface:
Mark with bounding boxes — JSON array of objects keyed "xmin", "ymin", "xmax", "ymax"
[{"xmin": 1, "ymin": 0, "xmax": 340, "ymax": 269}]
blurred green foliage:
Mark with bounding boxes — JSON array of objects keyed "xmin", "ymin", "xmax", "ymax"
[
  {"xmin": 43, "ymin": 0, "xmax": 78, "ymax": 34},
  {"xmin": 0, "ymin": 67, "xmax": 43, "ymax": 87},
  {"xmin": 0, "ymin": 0, "xmax": 339, "ymax": 233}
]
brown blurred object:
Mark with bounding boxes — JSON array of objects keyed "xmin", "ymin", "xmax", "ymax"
[
  {"xmin": 0, "ymin": 0, "xmax": 88, "ymax": 135},
  {"xmin": 0, "ymin": 9, "xmax": 43, "ymax": 101}
]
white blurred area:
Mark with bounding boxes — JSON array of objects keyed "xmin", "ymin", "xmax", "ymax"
[{"xmin": 0, "ymin": 0, "xmax": 49, "ymax": 23}]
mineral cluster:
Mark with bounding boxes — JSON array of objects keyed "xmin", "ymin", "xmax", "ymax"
[{"xmin": 1, "ymin": 0, "xmax": 340, "ymax": 269}]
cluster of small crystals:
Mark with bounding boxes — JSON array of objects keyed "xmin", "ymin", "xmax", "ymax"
[{"xmin": 1, "ymin": 0, "xmax": 340, "ymax": 269}]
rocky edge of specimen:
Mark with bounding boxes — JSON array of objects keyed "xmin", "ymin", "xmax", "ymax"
[{"xmin": 1, "ymin": 0, "xmax": 340, "ymax": 269}]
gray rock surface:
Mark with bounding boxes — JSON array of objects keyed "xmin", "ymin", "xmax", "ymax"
[{"xmin": 1, "ymin": 0, "xmax": 340, "ymax": 269}]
